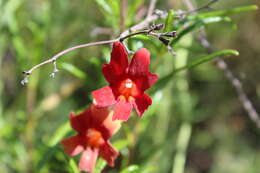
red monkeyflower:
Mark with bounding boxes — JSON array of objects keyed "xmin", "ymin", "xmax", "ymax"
[
  {"xmin": 92, "ymin": 42, "xmax": 158, "ymax": 121},
  {"xmin": 61, "ymin": 105, "xmax": 121, "ymax": 173}
]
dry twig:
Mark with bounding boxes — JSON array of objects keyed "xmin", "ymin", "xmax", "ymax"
[{"xmin": 146, "ymin": 0, "xmax": 158, "ymax": 18}]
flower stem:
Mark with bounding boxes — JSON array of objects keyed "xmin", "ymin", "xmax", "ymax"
[
  {"xmin": 172, "ymin": 34, "xmax": 193, "ymax": 173},
  {"xmin": 171, "ymin": 122, "xmax": 192, "ymax": 173}
]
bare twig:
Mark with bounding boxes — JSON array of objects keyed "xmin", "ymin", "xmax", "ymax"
[
  {"xmin": 182, "ymin": 0, "xmax": 260, "ymax": 128},
  {"xmin": 175, "ymin": 0, "xmax": 218, "ymax": 18},
  {"xmin": 22, "ymin": 39, "xmax": 118, "ymax": 78},
  {"xmin": 188, "ymin": 0, "xmax": 218, "ymax": 13},
  {"xmin": 21, "ymin": 22, "xmax": 169, "ymax": 84},
  {"xmin": 120, "ymin": 11, "xmax": 166, "ymax": 38},
  {"xmin": 147, "ymin": 0, "xmax": 158, "ymax": 18}
]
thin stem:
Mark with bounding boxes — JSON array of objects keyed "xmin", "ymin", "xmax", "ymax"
[
  {"xmin": 182, "ymin": 0, "xmax": 218, "ymax": 14},
  {"xmin": 189, "ymin": 0, "xmax": 218, "ymax": 13},
  {"xmin": 172, "ymin": 122, "xmax": 192, "ymax": 173},
  {"xmin": 119, "ymin": 31, "xmax": 149, "ymax": 42},
  {"xmin": 120, "ymin": 11, "xmax": 165, "ymax": 37},
  {"xmin": 23, "ymin": 39, "xmax": 118, "ymax": 76},
  {"xmin": 22, "ymin": 26, "xmax": 164, "ymax": 79},
  {"xmin": 146, "ymin": 0, "xmax": 158, "ymax": 18},
  {"xmin": 171, "ymin": 34, "xmax": 193, "ymax": 173},
  {"xmin": 119, "ymin": 30, "xmax": 160, "ymax": 42}
]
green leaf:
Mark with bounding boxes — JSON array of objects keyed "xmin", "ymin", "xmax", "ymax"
[
  {"xmin": 69, "ymin": 159, "xmax": 80, "ymax": 173},
  {"xmin": 121, "ymin": 165, "xmax": 140, "ymax": 173},
  {"xmin": 37, "ymin": 121, "xmax": 71, "ymax": 171},
  {"xmin": 195, "ymin": 5, "xmax": 258, "ymax": 19},
  {"xmin": 94, "ymin": 0, "xmax": 120, "ymax": 29},
  {"xmin": 48, "ymin": 121, "xmax": 71, "ymax": 147},
  {"xmin": 94, "ymin": 159, "xmax": 107, "ymax": 173},
  {"xmin": 175, "ymin": 49, "xmax": 239, "ymax": 72},
  {"xmin": 152, "ymin": 49, "xmax": 239, "ymax": 92},
  {"xmin": 164, "ymin": 10, "xmax": 175, "ymax": 32},
  {"xmin": 128, "ymin": 0, "xmax": 143, "ymax": 23},
  {"xmin": 61, "ymin": 62, "xmax": 87, "ymax": 80},
  {"xmin": 94, "ymin": 0, "xmax": 112, "ymax": 14},
  {"xmin": 172, "ymin": 16, "xmax": 231, "ymax": 45},
  {"xmin": 172, "ymin": 5, "xmax": 258, "ymax": 45},
  {"xmin": 113, "ymin": 139, "xmax": 130, "ymax": 150}
]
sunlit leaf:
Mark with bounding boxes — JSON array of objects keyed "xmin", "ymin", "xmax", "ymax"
[
  {"xmin": 94, "ymin": 159, "xmax": 107, "ymax": 173},
  {"xmin": 94, "ymin": 0, "xmax": 112, "ymax": 14},
  {"xmin": 48, "ymin": 121, "xmax": 71, "ymax": 147},
  {"xmin": 113, "ymin": 139, "xmax": 130, "ymax": 150},
  {"xmin": 164, "ymin": 10, "xmax": 175, "ymax": 32},
  {"xmin": 69, "ymin": 159, "xmax": 80, "ymax": 173},
  {"xmin": 60, "ymin": 62, "xmax": 87, "ymax": 80},
  {"xmin": 37, "ymin": 122, "xmax": 71, "ymax": 171},
  {"xmin": 121, "ymin": 165, "xmax": 140, "ymax": 173},
  {"xmin": 172, "ymin": 16, "xmax": 231, "ymax": 44},
  {"xmin": 194, "ymin": 5, "xmax": 258, "ymax": 19},
  {"xmin": 152, "ymin": 49, "xmax": 239, "ymax": 92}
]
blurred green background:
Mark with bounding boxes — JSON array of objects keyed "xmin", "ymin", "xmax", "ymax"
[{"xmin": 0, "ymin": 0, "xmax": 259, "ymax": 173}]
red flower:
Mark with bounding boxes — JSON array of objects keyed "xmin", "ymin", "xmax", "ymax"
[
  {"xmin": 92, "ymin": 42, "xmax": 158, "ymax": 121},
  {"xmin": 61, "ymin": 105, "xmax": 121, "ymax": 173}
]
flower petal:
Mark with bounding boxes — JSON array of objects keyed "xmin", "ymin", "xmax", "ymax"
[
  {"xmin": 133, "ymin": 93, "xmax": 152, "ymax": 116},
  {"xmin": 99, "ymin": 142, "xmax": 119, "ymax": 167},
  {"xmin": 134, "ymin": 73, "xmax": 158, "ymax": 92},
  {"xmin": 61, "ymin": 135, "xmax": 84, "ymax": 156},
  {"xmin": 102, "ymin": 110, "xmax": 121, "ymax": 137},
  {"xmin": 129, "ymin": 48, "xmax": 150, "ymax": 76},
  {"xmin": 90, "ymin": 105, "xmax": 121, "ymax": 139},
  {"xmin": 70, "ymin": 111, "xmax": 91, "ymax": 133},
  {"xmin": 113, "ymin": 100, "xmax": 133, "ymax": 121},
  {"xmin": 79, "ymin": 147, "xmax": 98, "ymax": 173},
  {"xmin": 90, "ymin": 105, "xmax": 110, "ymax": 123},
  {"xmin": 102, "ymin": 42, "xmax": 128, "ymax": 84},
  {"xmin": 92, "ymin": 86, "xmax": 116, "ymax": 107}
]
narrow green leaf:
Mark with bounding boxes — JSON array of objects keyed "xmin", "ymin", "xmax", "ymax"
[
  {"xmin": 174, "ymin": 49, "xmax": 239, "ymax": 73},
  {"xmin": 164, "ymin": 10, "xmax": 175, "ymax": 32},
  {"xmin": 121, "ymin": 165, "xmax": 140, "ymax": 173},
  {"xmin": 128, "ymin": 0, "xmax": 143, "ymax": 22},
  {"xmin": 48, "ymin": 121, "xmax": 71, "ymax": 147},
  {"xmin": 152, "ymin": 49, "xmax": 239, "ymax": 92},
  {"xmin": 107, "ymin": 0, "xmax": 119, "ymax": 13},
  {"xmin": 113, "ymin": 139, "xmax": 130, "ymax": 150},
  {"xmin": 38, "ymin": 145, "xmax": 59, "ymax": 172},
  {"xmin": 94, "ymin": 159, "xmax": 107, "ymax": 173},
  {"xmin": 172, "ymin": 16, "xmax": 231, "ymax": 44},
  {"xmin": 194, "ymin": 5, "xmax": 258, "ymax": 19},
  {"xmin": 61, "ymin": 62, "xmax": 87, "ymax": 80},
  {"xmin": 130, "ymin": 35, "xmax": 151, "ymax": 41},
  {"xmin": 69, "ymin": 159, "xmax": 80, "ymax": 173},
  {"xmin": 95, "ymin": 0, "xmax": 112, "ymax": 14},
  {"xmin": 38, "ymin": 121, "xmax": 71, "ymax": 171}
]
